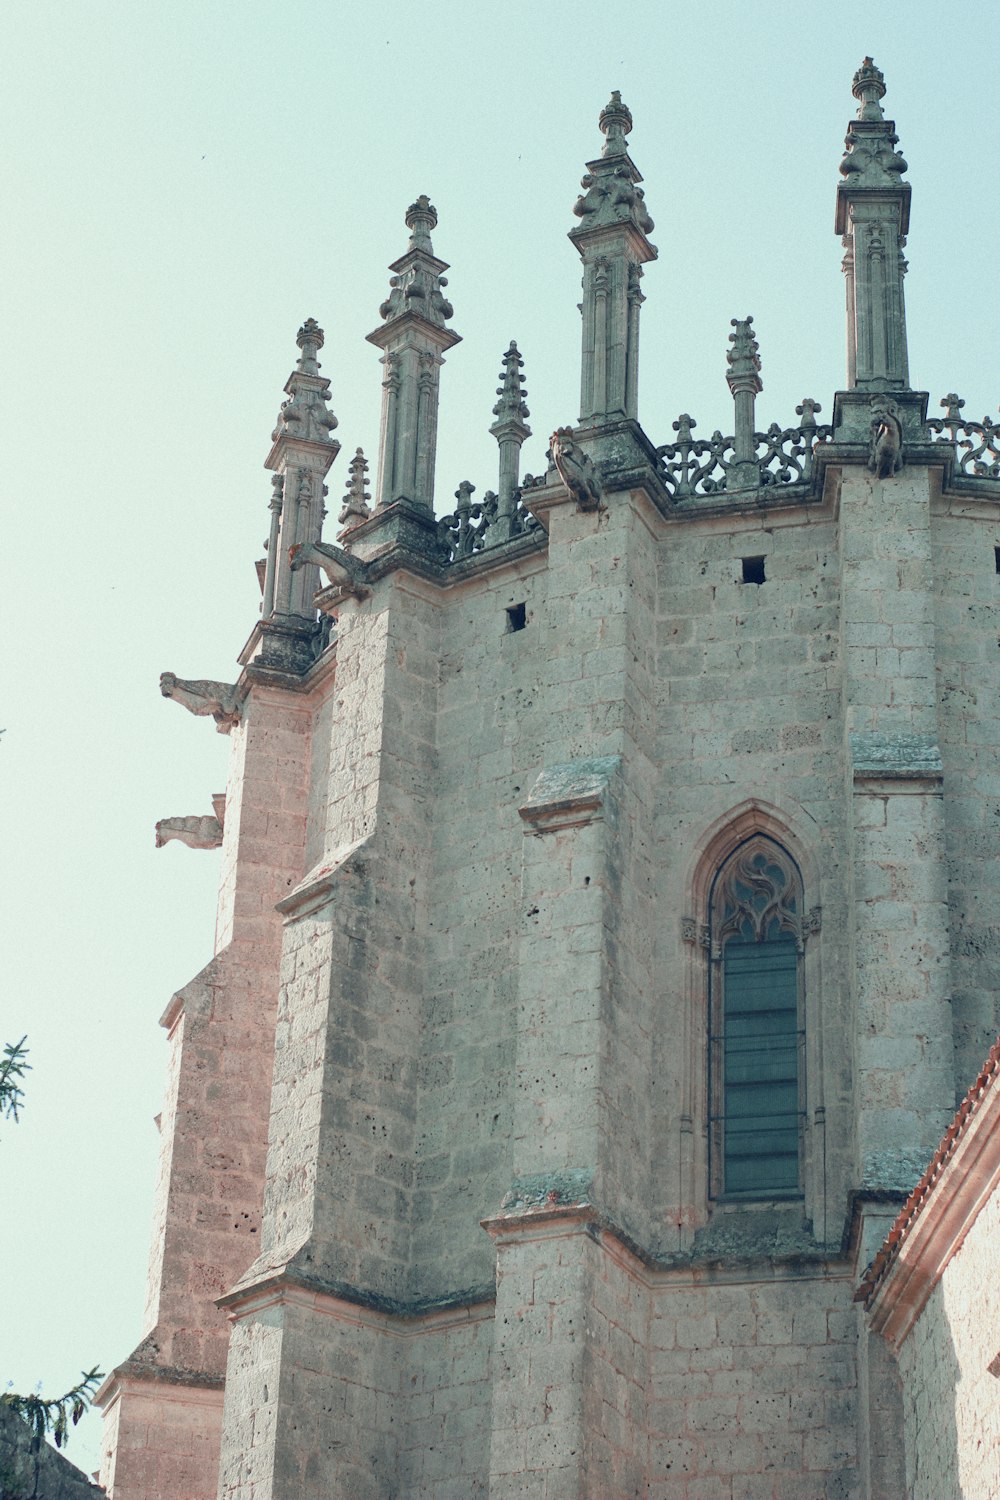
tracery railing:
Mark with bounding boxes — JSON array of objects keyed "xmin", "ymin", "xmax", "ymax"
[
  {"xmin": 656, "ymin": 404, "xmax": 833, "ymax": 499},
  {"xmin": 437, "ymin": 480, "xmax": 541, "ymax": 564},
  {"xmin": 928, "ymin": 394, "xmax": 1000, "ymax": 481}
]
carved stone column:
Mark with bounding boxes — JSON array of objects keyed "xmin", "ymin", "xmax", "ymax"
[
  {"xmin": 264, "ymin": 321, "xmax": 339, "ymax": 616},
  {"xmin": 725, "ymin": 314, "xmax": 762, "ymax": 491},
  {"xmin": 837, "ymin": 59, "xmax": 911, "ymax": 391},
  {"xmin": 570, "ymin": 92, "xmax": 657, "ymax": 426},
  {"xmin": 489, "ymin": 341, "xmax": 531, "ymax": 537}
]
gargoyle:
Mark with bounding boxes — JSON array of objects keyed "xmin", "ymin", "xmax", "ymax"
[
  {"xmin": 159, "ymin": 673, "xmax": 242, "ymax": 733},
  {"xmin": 550, "ymin": 428, "xmax": 603, "ymax": 511},
  {"xmin": 155, "ymin": 814, "xmax": 224, "ymax": 851},
  {"xmin": 289, "ymin": 541, "xmax": 370, "ymax": 598},
  {"xmin": 868, "ymin": 398, "xmax": 904, "ymax": 478}
]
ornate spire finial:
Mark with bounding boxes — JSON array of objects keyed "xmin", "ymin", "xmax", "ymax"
[
  {"xmin": 367, "ymin": 200, "xmax": 461, "ymax": 514},
  {"xmin": 377, "ymin": 199, "xmax": 454, "ymax": 330},
  {"xmin": 726, "ymin": 316, "xmax": 762, "ymax": 490},
  {"xmin": 490, "ymin": 341, "xmax": 532, "ymax": 526},
  {"xmin": 492, "ymin": 341, "xmax": 530, "ymax": 428},
  {"xmin": 338, "ymin": 448, "xmax": 372, "ymax": 532},
  {"xmin": 262, "ymin": 322, "xmax": 341, "ymax": 640},
  {"xmin": 272, "ymin": 323, "xmax": 339, "ymax": 447},
  {"xmin": 839, "ymin": 65, "xmax": 907, "ymax": 186},
  {"xmin": 837, "ymin": 60, "xmax": 911, "ymax": 391},
  {"xmin": 852, "ymin": 57, "xmax": 887, "ymax": 121},
  {"xmin": 570, "ymin": 92, "xmax": 656, "ymax": 425},
  {"xmin": 726, "ymin": 316, "xmax": 762, "ymax": 397},
  {"xmin": 296, "ymin": 318, "xmax": 324, "ymax": 375},
  {"xmin": 405, "ymin": 195, "xmax": 438, "ymax": 253},
  {"xmin": 599, "ymin": 91, "xmax": 633, "ymax": 158}
]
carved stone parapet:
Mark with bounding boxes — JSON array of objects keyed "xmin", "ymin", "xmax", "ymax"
[
  {"xmin": 656, "ymin": 404, "xmax": 834, "ymax": 500},
  {"xmin": 159, "ymin": 673, "xmax": 242, "ymax": 733},
  {"xmin": 929, "ymin": 398, "xmax": 1000, "ymax": 483}
]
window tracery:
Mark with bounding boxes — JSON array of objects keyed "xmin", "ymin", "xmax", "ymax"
[{"xmin": 708, "ymin": 836, "xmax": 805, "ymax": 1198}]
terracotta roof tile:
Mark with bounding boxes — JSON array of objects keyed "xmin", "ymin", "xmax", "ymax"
[{"xmin": 857, "ymin": 1034, "xmax": 1000, "ymax": 1307}]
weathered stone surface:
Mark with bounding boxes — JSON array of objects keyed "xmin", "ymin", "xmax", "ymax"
[
  {"xmin": 0, "ymin": 1404, "xmax": 103, "ymax": 1499},
  {"xmin": 101, "ymin": 57, "xmax": 1000, "ymax": 1500}
]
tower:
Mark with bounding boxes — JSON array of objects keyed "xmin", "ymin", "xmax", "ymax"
[{"xmin": 97, "ymin": 63, "xmax": 1000, "ymax": 1498}]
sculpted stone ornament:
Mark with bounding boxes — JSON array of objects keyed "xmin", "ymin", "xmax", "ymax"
[
  {"xmin": 570, "ymin": 92, "xmax": 656, "ymax": 425},
  {"xmin": 289, "ymin": 540, "xmax": 370, "ymax": 598},
  {"xmin": 839, "ymin": 60, "xmax": 908, "ymax": 186},
  {"xmin": 550, "ymin": 427, "xmax": 602, "ymax": 510},
  {"xmin": 377, "ymin": 197, "xmax": 454, "ymax": 330},
  {"xmin": 270, "ymin": 321, "xmax": 340, "ymax": 448},
  {"xmin": 837, "ymin": 60, "xmax": 911, "ymax": 390},
  {"xmin": 869, "ymin": 397, "xmax": 904, "ymax": 477},
  {"xmin": 368, "ymin": 198, "xmax": 461, "ymax": 513},
  {"xmin": 159, "ymin": 673, "xmax": 242, "ymax": 733},
  {"xmin": 155, "ymin": 814, "xmax": 224, "ymax": 851},
  {"xmin": 572, "ymin": 92, "xmax": 655, "ymax": 237},
  {"xmin": 338, "ymin": 448, "xmax": 372, "ymax": 532}
]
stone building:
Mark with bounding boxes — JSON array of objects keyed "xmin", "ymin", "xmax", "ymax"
[{"xmin": 96, "ymin": 60, "xmax": 1000, "ymax": 1499}]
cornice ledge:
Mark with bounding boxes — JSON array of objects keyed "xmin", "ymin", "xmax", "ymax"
[
  {"xmin": 158, "ymin": 955, "xmax": 225, "ymax": 1031},
  {"xmin": 239, "ymin": 640, "xmax": 337, "ymax": 697},
  {"xmin": 850, "ymin": 730, "xmax": 942, "ymax": 784},
  {"xmin": 94, "ymin": 1355, "xmax": 224, "ymax": 1411},
  {"xmin": 661, "ymin": 480, "xmax": 823, "ymax": 524},
  {"xmin": 442, "ymin": 527, "xmax": 548, "ymax": 582},
  {"xmin": 519, "ymin": 754, "xmax": 621, "ymax": 830},
  {"xmin": 275, "ymin": 837, "xmax": 371, "ymax": 919},
  {"xmin": 216, "ymin": 1262, "xmax": 494, "ymax": 1323},
  {"xmin": 480, "ymin": 1193, "xmax": 845, "ymax": 1284}
]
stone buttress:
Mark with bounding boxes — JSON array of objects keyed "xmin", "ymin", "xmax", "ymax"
[{"xmin": 98, "ymin": 64, "xmax": 1000, "ymax": 1500}]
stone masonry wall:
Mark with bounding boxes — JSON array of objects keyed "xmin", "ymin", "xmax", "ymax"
[
  {"xmin": 647, "ymin": 1270, "xmax": 860, "ymax": 1499},
  {"xmin": 200, "ymin": 465, "xmax": 1000, "ymax": 1499},
  {"xmin": 395, "ymin": 1305, "xmax": 494, "ymax": 1497},
  {"xmin": 218, "ymin": 1296, "xmax": 494, "ymax": 1500},
  {"xmin": 0, "ymin": 1403, "xmax": 103, "ymax": 1500},
  {"xmin": 839, "ymin": 467, "xmax": 954, "ymax": 1193},
  {"xmin": 102, "ymin": 687, "xmax": 314, "ymax": 1500},
  {"xmin": 416, "ymin": 556, "xmax": 545, "ymax": 1301},
  {"xmin": 896, "ymin": 1183, "xmax": 1000, "ymax": 1496},
  {"xmin": 653, "ymin": 507, "xmax": 851, "ymax": 1246},
  {"xmin": 932, "ymin": 504, "xmax": 1000, "ymax": 1094}
]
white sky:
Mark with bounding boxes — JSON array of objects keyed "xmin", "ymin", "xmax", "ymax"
[{"xmin": 3, "ymin": 0, "xmax": 998, "ymax": 1480}]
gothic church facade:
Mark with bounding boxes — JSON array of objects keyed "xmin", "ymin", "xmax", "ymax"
[{"xmin": 97, "ymin": 62, "xmax": 1000, "ymax": 1498}]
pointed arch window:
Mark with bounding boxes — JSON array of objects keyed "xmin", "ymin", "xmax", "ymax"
[{"xmin": 708, "ymin": 836, "xmax": 804, "ymax": 1198}]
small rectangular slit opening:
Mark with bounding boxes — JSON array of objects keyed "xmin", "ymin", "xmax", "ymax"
[
  {"xmin": 506, "ymin": 602, "xmax": 527, "ymax": 632},
  {"xmin": 994, "ymin": 546, "xmax": 1000, "ymax": 575},
  {"xmin": 742, "ymin": 556, "xmax": 766, "ymax": 586}
]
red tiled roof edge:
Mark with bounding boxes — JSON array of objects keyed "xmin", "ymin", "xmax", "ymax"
[{"xmin": 857, "ymin": 1033, "xmax": 1000, "ymax": 1308}]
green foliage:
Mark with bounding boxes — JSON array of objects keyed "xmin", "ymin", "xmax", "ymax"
[
  {"xmin": 2, "ymin": 1042, "xmax": 103, "ymax": 1456},
  {"xmin": 0, "ymin": 1037, "xmax": 29, "ymax": 1125},
  {"xmin": 2, "ymin": 1369, "xmax": 105, "ymax": 1452}
]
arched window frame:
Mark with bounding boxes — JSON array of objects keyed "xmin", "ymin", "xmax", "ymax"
[
  {"xmin": 678, "ymin": 799, "xmax": 828, "ymax": 1235},
  {"xmin": 707, "ymin": 835, "xmax": 805, "ymax": 1201}
]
